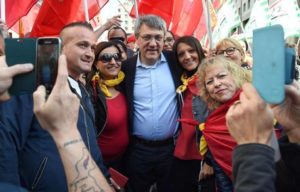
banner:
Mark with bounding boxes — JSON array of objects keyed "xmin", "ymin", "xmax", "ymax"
[
  {"xmin": 244, "ymin": 0, "xmax": 271, "ymax": 38},
  {"xmin": 212, "ymin": 0, "xmax": 241, "ymax": 45},
  {"xmin": 270, "ymin": 0, "xmax": 300, "ymax": 38}
]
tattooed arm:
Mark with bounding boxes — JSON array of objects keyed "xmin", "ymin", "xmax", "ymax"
[{"xmin": 33, "ymin": 55, "xmax": 113, "ymax": 192}]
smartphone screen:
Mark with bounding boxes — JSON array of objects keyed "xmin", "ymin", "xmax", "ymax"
[{"xmin": 36, "ymin": 38, "xmax": 61, "ymax": 94}]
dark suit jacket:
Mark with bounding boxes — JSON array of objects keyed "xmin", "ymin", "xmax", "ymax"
[{"xmin": 121, "ymin": 51, "xmax": 181, "ymax": 133}]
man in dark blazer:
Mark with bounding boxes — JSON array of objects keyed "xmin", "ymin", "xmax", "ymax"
[{"xmin": 121, "ymin": 15, "xmax": 181, "ymax": 192}]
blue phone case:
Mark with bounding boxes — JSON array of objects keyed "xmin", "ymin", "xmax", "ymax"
[
  {"xmin": 5, "ymin": 38, "xmax": 37, "ymax": 96},
  {"xmin": 252, "ymin": 25, "xmax": 285, "ymax": 104}
]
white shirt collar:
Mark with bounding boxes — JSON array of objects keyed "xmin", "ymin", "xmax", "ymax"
[{"xmin": 68, "ymin": 77, "xmax": 82, "ymax": 97}]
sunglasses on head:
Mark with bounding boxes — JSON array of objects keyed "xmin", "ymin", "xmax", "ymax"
[
  {"xmin": 98, "ymin": 53, "xmax": 121, "ymax": 63},
  {"xmin": 109, "ymin": 37, "xmax": 126, "ymax": 42}
]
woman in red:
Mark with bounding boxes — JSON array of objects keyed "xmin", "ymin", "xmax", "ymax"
[
  {"xmin": 171, "ymin": 36, "xmax": 214, "ymax": 192},
  {"xmin": 88, "ymin": 41, "xmax": 129, "ymax": 174},
  {"xmin": 197, "ymin": 55, "xmax": 252, "ymax": 191}
]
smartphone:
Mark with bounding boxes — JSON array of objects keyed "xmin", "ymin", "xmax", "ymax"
[
  {"xmin": 36, "ymin": 38, "xmax": 61, "ymax": 95},
  {"xmin": 285, "ymin": 47, "xmax": 296, "ymax": 84},
  {"xmin": 5, "ymin": 38, "xmax": 37, "ymax": 95},
  {"xmin": 252, "ymin": 25, "xmax": 285, "ymax": 104}
]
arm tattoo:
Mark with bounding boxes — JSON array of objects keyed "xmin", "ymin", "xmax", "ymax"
[
  {"xmin": 69, "ymin": 148, "xmax": 105, "ymax": 192},
  {"xmin": 62, "ymin": 139, "xmax": 83, "ymax": 148}
]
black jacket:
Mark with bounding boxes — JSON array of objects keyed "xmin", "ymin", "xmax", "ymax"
[{"xmin": 121, "ymin": 51, "xmax": 181, "ymax": 133}]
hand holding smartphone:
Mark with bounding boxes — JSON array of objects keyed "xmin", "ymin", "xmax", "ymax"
[
  {"xmin": 5, "ymin": 37, "xmax": 61, "ymax": 96},
  {"xmin": 36, "ymin": 38, "xmax": 61, "ymax": 95}
]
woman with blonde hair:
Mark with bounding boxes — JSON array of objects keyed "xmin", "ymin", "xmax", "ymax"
[
  {"xmin": 197, "ymin": 55, "xmax": 251, "ymax": 191},
  {"xmin": 215, "ymin": 38, "xmax": 251, "ymax": 69}
]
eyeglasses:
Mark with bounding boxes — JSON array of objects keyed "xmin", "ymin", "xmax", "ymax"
[
  {"xmin": 109, "ymin": 37, "xmax": 126, "ymax": 42},
  {"xmin": 216, "ymin": 47, "xmax": 238, "ymax": 56},
  {"xmin": 164, "ymin": 37, "xmax": 174, "ymax": 43},
  {"xmin": 98, "ymin": 53, "xmax": 121, "ymax": 63},
  {"xmin": 140, "ymin": 34, "xmax": 163, "ymax": 42}
]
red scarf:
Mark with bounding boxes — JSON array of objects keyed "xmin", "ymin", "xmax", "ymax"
[{"xmin": 203, "ymin": 89, "xmax": 242, "ymax": 179}]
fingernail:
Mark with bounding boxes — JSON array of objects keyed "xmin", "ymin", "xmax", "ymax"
[{"xmin": 24, "ymin": 64, "xmax": 34, "ymax": 70}]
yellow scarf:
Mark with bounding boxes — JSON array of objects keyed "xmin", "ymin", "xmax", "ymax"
[
  {"xmin": 92, "ymin": 71, "xmax": 125, "ymax": 97},
  {"xmin": 176, "ymin": 73, "xmax": 196, "ymax": 93}
]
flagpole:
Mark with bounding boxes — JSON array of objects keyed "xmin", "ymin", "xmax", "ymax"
[
  {"xmin": 83, "ymin": 0, "xmax": 89, "ymax": 22},
  {"xmin": 235, "ymin": 6, "xmax": 252, "ymax": 55},
  {"xmin": 202, "ymin": 0, "xmax": 213, "ymax": 49},
  {"xmin": 133, "ymin": 0, "xmax": 139, "ymax": 18},
  {"xmin": 0, "ymin": 0, "xmax": 5, "ymax": 21}
]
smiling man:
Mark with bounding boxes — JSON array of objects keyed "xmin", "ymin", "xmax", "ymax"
[
  {"xmin": 0, "ymin": 22, "xmax": 110, "ymax": 191},
  {"xmin": 121, "ymin": 15, "xmax": 181, "ymax": 192}
]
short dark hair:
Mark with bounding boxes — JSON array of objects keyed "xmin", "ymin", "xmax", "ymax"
[
  {"xmin": 110, "ymin": 39, "xmax": 127, "ymax": 53},
  {"xmin": 107, "ymin": 26, "xmax": 127, "ymax": 40},
  {"xmin": 60, "ymin": 21, "xmax": 93, "ymax": 34},
  {"xmin": 134, "ymin": 15, "xmax": 166, "ymax": 38},
  {"xmin": 166, "ymin": 30, "xmax": 175, "ymax": 40}
]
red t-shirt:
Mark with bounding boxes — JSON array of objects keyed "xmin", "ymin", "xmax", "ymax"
[
  {"xmin": 98, "ymin": 93, "xmax": 129, "ymax": 162},
  {"xmin": 174, "ymin": 76, "xmax": 202, "ymax": 160}
]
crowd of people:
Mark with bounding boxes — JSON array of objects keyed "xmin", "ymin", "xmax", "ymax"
[{"xmin": 0, "ymin": 14, "xmax": 300, "ymax": 192}]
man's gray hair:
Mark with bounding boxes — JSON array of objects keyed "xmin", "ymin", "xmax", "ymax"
[{"xmin": 134, "ymin": 15, "xmax": 166, "ymax": 38}]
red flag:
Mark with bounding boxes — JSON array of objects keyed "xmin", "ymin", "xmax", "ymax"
[
  {"xmin": 130, "ymin": 0, "xmax": 174, "ymax": 27},
  {"xmin": 194, "ymin": 0, "xmax": 217, "ymax": 41},
  {"xmin": 5, "ymin": 0, "xmax": 38, "ymax": 28},
  {"xmin": 30, "ymin": 0, "xmax": 108, "ymax": 37},
  {"xmin": 203, "ymin": 90, "xmax": 242, "ymax": 179},
  {"xmin": 11, "ymin": 3, "xmax": 40, "ymax": 37},
  {"xmin": 213, "ymin": 0, "xmax": 224, "ymax": 10},
  {"xmin": 170, "ymin": 0, "xmax": 203, "ymax": 37}
]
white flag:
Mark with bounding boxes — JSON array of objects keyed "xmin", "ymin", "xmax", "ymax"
[
  {"xmin": 244, "ymin": 0, "xmax": 271, "ymax": 38},
  {"xmin": 270, "ymin": 0, "xmax": 300, "ymax": 38},
  {"xmin": 212, "ymin": 0, "xmax": 241, "ymax": 45}
]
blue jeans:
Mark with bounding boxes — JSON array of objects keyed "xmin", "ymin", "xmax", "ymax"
[{"xmin": 125, "ymin": 141, "xmax": 174, "ymax": 192}]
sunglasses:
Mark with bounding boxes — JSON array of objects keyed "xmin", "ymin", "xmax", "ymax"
[
  {"xmin": 109, "ymin": 37, "xmax": 126, "ymax": 42},
  {"xmin": 98, "ymin": 53, "xmax": 121, "ymax": 63},
  {"xmin": 216, "ymin": 47, "xmax": 238, "ymax": 56}
]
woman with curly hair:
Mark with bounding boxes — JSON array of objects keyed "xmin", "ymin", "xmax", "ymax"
[{"xmin": 197, "ymin": 55, "xmax": 251, "ymax": 191}]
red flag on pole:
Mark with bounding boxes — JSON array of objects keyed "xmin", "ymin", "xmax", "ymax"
[
  {"xmin": 11, "ymin": 3, "xmax": 40, "ymax": 37},
  {"xmin": 170, "ymin": 0, "xmax": 203, "ymax": 37},
  {"xmin": 194, "ymin": 0, "xmax": 217, "ymax": 41},
  {"xmin": 6, "ymin": 0, "xmax": 38, "ymax": 28},
  {"xmin": 129, "ymin": 0, "xmax": 174, "ymax": 27},
  {"xmin": 30, "ymin": 0, "xmax": 108, "ymax": 37}
]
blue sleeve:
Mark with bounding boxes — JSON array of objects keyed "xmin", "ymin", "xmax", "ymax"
[{"xmin": 0, "ymin": 95, "xmax": 34, "ymax": 185}]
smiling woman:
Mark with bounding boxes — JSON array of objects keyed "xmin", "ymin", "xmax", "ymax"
[
  {"xmin": 196, "ymin": 55, "xmax": 252, "ymax": 191},
  {"xmin": 86, "ymin": 41, "xmax": 129, "ymax": 183},
  {"xmin": 198, "ymin": 55, "xmax": 252, "ymax": 110}
]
